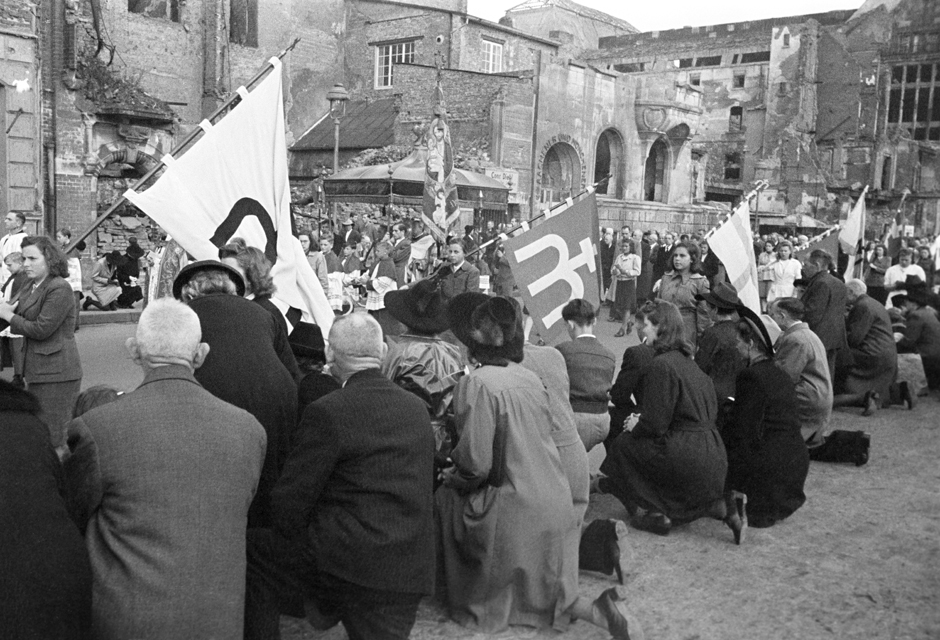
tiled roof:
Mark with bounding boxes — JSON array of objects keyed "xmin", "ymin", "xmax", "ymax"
[
  {"xmin": 506, "ymin": 0, "xmax": 637, "ymax": 33},
  {"xmin": 291, "ymin": 98, "xmax": 398, "ymax": 151},
  {"xmin": 586, "ymin": 9, "xmax": 856, "ymax": 60}
]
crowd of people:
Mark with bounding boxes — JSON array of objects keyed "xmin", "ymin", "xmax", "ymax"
[{"xmin": 2, "ymin": 208, "xmax": 940, "ymax": 640}]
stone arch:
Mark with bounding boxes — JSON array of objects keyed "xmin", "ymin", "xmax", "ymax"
[
  {"xmin": 540, "ymin": 141, "xmax": 582, "ymax": 204},
  {"xmin": 643, "ymin": 136, "xmax": 671, "ymax": 202},
  {"xmin": 594, "ymin": 128, "xmax": 625, "ymax": 199},
  {"xmin": 88, "ymin": 143, "xmax": 161, "ymax": 178}
]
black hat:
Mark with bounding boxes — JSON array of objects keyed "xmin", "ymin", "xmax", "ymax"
[
  {"xmin": 447, "ymin": 293, "xmax": 523, "ymax": 364},
  {"xmin": 289, "ymin": 322, "xmax": 325, "ymax": 358},
  {"xmin": 736, "ymin": 304, "xmax": 781, "ymax": 355},
  {"xmin": 107, "ymin": 250, "xmax": 129, "ymax": 267},
  {"xmin": 125, "ymin": 239, "xmax": 145, "ymax": 260},
  {"xmin": 695, "ymin": 282, "xmax": 741, "ymax": 311},
  {"xmin": 900, "ymin": 274, "xmax": 926, "ymax": 290},
  {"xmin": 384, "ymin": 278, "xmax": 449, "ymax": 334},
  {"xmin": 172, "ymin": 259, "xmax": 246, "ymax": 299}
]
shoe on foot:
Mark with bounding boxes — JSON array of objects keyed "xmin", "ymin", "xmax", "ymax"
[
  {"xmin": 595, "ymin": 587, "xmax": 642, "ymax": 640},
  {"xmin": 724, "ymin": 491, "xmax": 747, "ymax": 545},
  {"xmin": 578, "ymin": 519, "xmax": 628, "ymax": 584},
  {"xmin": 614, "ymin": 329, "xmax": 626, "ymax": 338},
  {"xmin": 862, "ymin": 391, "xmax": 879, "ymax": 416},
  {"xmin": 900, "ymin": 381, "xmax": 916, "ymax": 410},
  {"xmin": 629, "ymin": 511, "xmax": 671, "ymax": 536}
]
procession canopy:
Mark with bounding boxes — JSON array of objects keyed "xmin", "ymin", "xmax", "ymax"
[{"xmin": 322, "ymin": 146, "xmax": 509, "ymax": 211}]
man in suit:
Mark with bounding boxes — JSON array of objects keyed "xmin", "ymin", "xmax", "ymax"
[
  {"xmin": 439, "ymin": 240, "xmax": 480, "ymax": 302},
  {"xmin": 800, "ymin": 249, "xmax": 849, "ymax": 386},
  {"xmin": 389, "ymin": 222, "xmax": 411, "ymax": 287},
  {"xmin": 0, "ymin": 211, "xmax": 28, "ymax": 284},
  {"xmin": 651, "ymin": 230, "xmax": 675, "ymax": 285},
  {"xmin": 341, "ymin": 218, "xmax": 361, "ymax": 248},
  {"xmin": 245, "ymin": 313, "xmax": 435, "ymax": 640},
  {"xmin": 64, "ymin": 298, "xmax": 266, "ymax": 640}
]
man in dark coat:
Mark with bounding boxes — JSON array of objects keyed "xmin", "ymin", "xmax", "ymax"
[
  {"xmin": 800, "ymin": 249, "xmax": 849, "ymax": 386},
  {"xmin": 651, "ymin": 230, "xmax": 675, "ymax": 286},
  {"xmin": 439, "ymin": 239, "xmax": 480, "ymax": 302},
  {"xmin": 1, "ymin": 380, "xmax": 91, "ymax": 640},
  {"xmin": 245, "ymin": 313, "xmax": 435, "ymax": 640},
  {"xmin": 174, "ymin": 261, "xmax": 297, "ymax": 529},
  {"xmin": 599, "ymin": 228, "xmax": 616, "ymax": 298},
  {"xmin": 389, "ymin": 222, "xmax": 411, "ymax": 287},
  {"xmin": 833, "ymin": 279, "xmax": 903, "ymax": 414}
]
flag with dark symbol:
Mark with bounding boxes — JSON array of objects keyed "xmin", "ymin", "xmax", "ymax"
[
  {"xmin": 422, "ymin": 68, "xmax": 459, "ymax": 242},
  {"xmin": 504, "ymin": 191, "xmax": 601, "ymax": 343},
  {"xmin": 839, "ymin": 186, "xmax": 868, "ymax": 280},
  {"xmin": 126, "ymin": 58, "xmax": 333, "ymax": 332}
]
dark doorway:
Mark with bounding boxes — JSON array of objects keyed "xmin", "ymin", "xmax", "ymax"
[{"xmin": 644, "ymin": 139, "xmax": 667, "ymax": 202}]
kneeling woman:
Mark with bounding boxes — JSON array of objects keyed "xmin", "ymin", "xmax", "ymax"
[
  {"xmin": 437, "ymin": 293, "xmax": 637, "ymax": 638},
  {"xmin": 600, "ymin": 300, "xmax": 743, "ymax": 542},
  {"xmin": 724, "ymin": 308, "xmax": 808, "ymax": 528}
]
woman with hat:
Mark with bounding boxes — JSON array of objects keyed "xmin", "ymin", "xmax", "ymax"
[
  {"xmin": 694, "ymin": 282, "xmax": 748, "ymax": 404},
  {"xmin": 382, "ymin": 278, "xmax": 464, "ymax": 465},
  {"xmin": 599, "ymin": 300, "xmax": 742, "ymax": 542},
  {"xmin": 723, "ymin": 305, "xmax": 808, "ymax": 530},
  {"xmin": 83, "ymin": 250, "xmax": 125, "ymax": 311},
  {"xmin": 436, "ymin": 293, "xmax": 637, "ymax": 637},
  {"xmin": 895, "ymin": 282, "xmax": 940, "ymax": 391}
]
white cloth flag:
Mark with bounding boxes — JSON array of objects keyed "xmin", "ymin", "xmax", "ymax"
[
  {"xmin": 840, "ymin": 187, "xmax": 868, "ymax": 280},
  {"xmin": 126, "ymin": 58, "xmax": 332, "ymax": 333},
  {"xmin": 708, "ymin": 202, "xmax": 761, "ymax": 313}
]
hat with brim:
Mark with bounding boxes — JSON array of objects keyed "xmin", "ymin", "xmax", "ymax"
[
  {"xmin": 447, "ymin": 293, "xmax": 523, "ymax": 363},
  {"xmin": 384, "ymin": 279, "xmax": 450, "ymax": 334},
  {"xmin": 695, "ymin": 282, "xmax": 741, "ymax": 311},
  {"xmin": 107, "ymin": 250, "xmax": 129, "ymax": 267},
  {"xmin": 900, "ymin": 274, "xmax": 926, "ymax": 290},
  {"xmin": 125, "ymin": 243, "xmax": 145, "ymax": 260},
  {"xmin": 736, "ymin": 304, "xmax": 782, "ymax": 355},
  {"xmin": 172, "ymin": 259, "xmax": 246, "ymax": 299},
  {"xmin": 289, "ymin": 321, "xmax": 325, "ymax": 358}
]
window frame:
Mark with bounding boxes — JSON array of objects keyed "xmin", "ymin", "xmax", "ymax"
[
  {"xmin": 127, "ymin": 0, "xmax": 181, "ymax": 22},
  {"xmin": 481, "ymin": 38, "xmax": 504, "ymax": 74},
  {"xmin": 374, "ymin": 40, "xmax": 417, "ymax": 89}
]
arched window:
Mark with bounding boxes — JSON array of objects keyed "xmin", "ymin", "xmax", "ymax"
[
  {"xmin": 540, "ymin": 142, "xmax": 581, "ymax": 204},
  {"xmin": 644, "ymin": 139, "xmax": 668, "ymax": 202},
  {"xmin": 594, "ymin": 129, "xmax": 625, "ymax": 198}
]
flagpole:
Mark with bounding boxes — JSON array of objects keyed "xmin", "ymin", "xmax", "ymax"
[
  {"xmin": 65, "ymin": 38, "xmax": 302, "ymax": 253},
  {"xmin": 701, "ymin": 180, "xmax": 769, "ymax": 242}
]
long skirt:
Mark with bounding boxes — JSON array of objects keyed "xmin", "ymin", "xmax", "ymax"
[
  {"xmin": 29, "ymin": 379, "xmax": 82, "ymax": 448},
  {"xmin": 614, "ymin": 278, "xmax": 636, "ymax": 317},
  {"xmin": 726, "ymin": 430, "xmax": 808, "ymax": 527},
  {"xmin": 91, "ymin": 282, "xmax": 121, "ymax": 307}
]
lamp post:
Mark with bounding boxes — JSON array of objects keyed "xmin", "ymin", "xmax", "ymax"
[{"xmin": 326, "ymin": 83, "xmax": 349, "ymax": 225}]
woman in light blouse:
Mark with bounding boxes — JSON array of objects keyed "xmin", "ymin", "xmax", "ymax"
[
  {"xmin": 611, "ymin": 238, "xmax": 642, "ymax": 337},
  {"xmin": 767, "ymin": 241, "xmax": 802, "ymax": 303}
]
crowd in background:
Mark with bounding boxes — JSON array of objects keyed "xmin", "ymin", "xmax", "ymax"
[{"xmin": 3, "ymin": 205, "xmax": 940, "ymax": 640}]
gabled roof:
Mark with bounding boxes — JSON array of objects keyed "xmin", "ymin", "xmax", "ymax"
[
  {"xmin": 506, "ymin": 0, "xmax": 637, "ymax": 33},
  {"xmin": 291, "ymin": 98, "xmax": 398, "ymax": 151}
]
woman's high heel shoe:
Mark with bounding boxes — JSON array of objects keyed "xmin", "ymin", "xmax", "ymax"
[
  {"xmin": 595, "ymin": 587, "xmax": 643, "ymax": 640},
  {"xmin": 614, "ymin": 329, "xmax": 626, "ymax": 337},
  {"xmin": 724, "ymin": 491, "xmax": 747, "ymax": 545}
]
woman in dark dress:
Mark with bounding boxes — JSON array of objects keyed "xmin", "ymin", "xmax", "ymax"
[
  {"xmin": 724, "ymin": 308, "xmax": 809, "ymax": 529},
  {"xmin": 0, "ymin": 380, "xmax": 91, "ymax": 639},
  {"xmin": 600, "ymin": 300, "xmax": 744, "ymax": 542}
]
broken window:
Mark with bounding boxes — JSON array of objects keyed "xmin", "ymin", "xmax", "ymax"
[
  {"xmin": 724, "ymin": 152, "xmax": 742, "ymax": 181},
  {"xmin": 689, "ymin": 73, "xmax": 701, "ymax": 86},
  {"xmin": 128, "ymin": 0, "xmax": 180, "ymax": 21},
  {"xmin": 614, "ymin": 62, "xmax": 646, "ymax": 73},
  {"xmin": 733, "ymin": 72, "xmax": 745, "ymax": 88},
  {"xmin": 739, "ymin": 51, "xmax": 770, "ymax": 64},
  {"xmin": 783, "ymin": 33, "xmax": 790, "ymax": 47},
  {"xmin": 729, "ymin": 106, "xmax": 743, "ymax": 131},
  {"xmin": 230, "ymin": 0, "xmax": 257, "ymax": 47},
  {"xmin": 674, "ymin": 58, "xmax": 693, "ymax": 69},
  {"xmin": 695, "ymin": 55, "xmax": 722, "ymax": 67},
  {"xmin": 374, "ymin": 40, "xmax": 416, "ymax": 88},
  {"xmin": 881, "ymin": 156, "xmax": 893, "ymax": 190}
]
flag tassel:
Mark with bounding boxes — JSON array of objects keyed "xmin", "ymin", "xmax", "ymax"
[{"xmin": 65, "ymin": 38, "xmax": 302, "ymax": 253}]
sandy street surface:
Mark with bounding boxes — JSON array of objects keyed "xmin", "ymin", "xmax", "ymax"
[{"xmin": 8, "ymin": 320, "xmax": 938, "ymax": 640}]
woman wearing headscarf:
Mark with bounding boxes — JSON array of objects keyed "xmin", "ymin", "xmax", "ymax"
[
  {"xmin": 0, "ymin": 236, "xmax": 82, "ymax": 448},
  {"xmin": 436, "ymin": 293, "xmax": 636, "ymax": 638},
  {"xmin": 723, "ymin": 306, "xmax": 808, "ymax": 529},
  {"xmin": 599, "ymin": 300, "xmax": 742, "ymax": 542},
  {"xmin": 83, "ymin": 250, "xmax": 124, "ymax": 311}
]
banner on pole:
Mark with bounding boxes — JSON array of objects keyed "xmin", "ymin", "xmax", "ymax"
[
  {"xmin": 125, "ymin": 58, "xmax": 333, "ymax": 333},
  {"xmin": 840, "ymin": 186, "xmax": 868, "ymax": 280},
  {"xmin": 504, "ymin": 192, "xmax": 600, "ymax": 343},
  {"xmin": 795, "ymin": 231, "xmax": 840, "ymax": 265},
  {"xmin": 707, "ymin": 202, "xmax": 761, "ymax": 313}
]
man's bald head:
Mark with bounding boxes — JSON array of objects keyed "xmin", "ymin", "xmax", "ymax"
[
  {"xmin": 127, "ymin": 298, "xmax": 209, "ymax": 371},
  {"xmin": 327, "ymin": 313, "xmax": 387, "ymax": 382}
]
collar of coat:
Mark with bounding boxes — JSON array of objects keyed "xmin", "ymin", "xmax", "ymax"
[{"xmin": 138, "ymin": 364, "xmax": 202, "ymax": 391}]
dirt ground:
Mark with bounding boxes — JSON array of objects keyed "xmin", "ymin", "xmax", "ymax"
[{"xmin": 280, "ymin": 317, "xmax": 940, "ymax": 640}]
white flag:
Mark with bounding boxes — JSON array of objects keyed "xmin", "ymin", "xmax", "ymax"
[
  {"xmin": 840, "ymin": 186, "xmax": 868, "ymax": 280},
  {"xmin": 126, "ymin": 58, "xmax": 332, "ymax": 332},
  {"xmin": 707, "ymin": 202, "xmax": 760, "ymax": 313}
]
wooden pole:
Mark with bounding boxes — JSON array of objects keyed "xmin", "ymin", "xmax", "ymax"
[{"xmin": 64, "ymin": 38, "xmax": 302, "ymax": 254}]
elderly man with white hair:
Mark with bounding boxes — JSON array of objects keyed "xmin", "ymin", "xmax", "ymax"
[
  {"xmin": 833, "ymin": 279, "xmax": 911, "ymax": 414},
  {"xmin": 64, "ymin": 298, "xmax": 266, "ymax": 640},
  {"xmin": 245, "ymin": 312, "xmax": 436, "ymax": 640}
]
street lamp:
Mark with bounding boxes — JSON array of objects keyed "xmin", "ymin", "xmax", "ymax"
[{"xmin": 327, "ymin": 83, "xmax": 349, "ymax": 175}]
